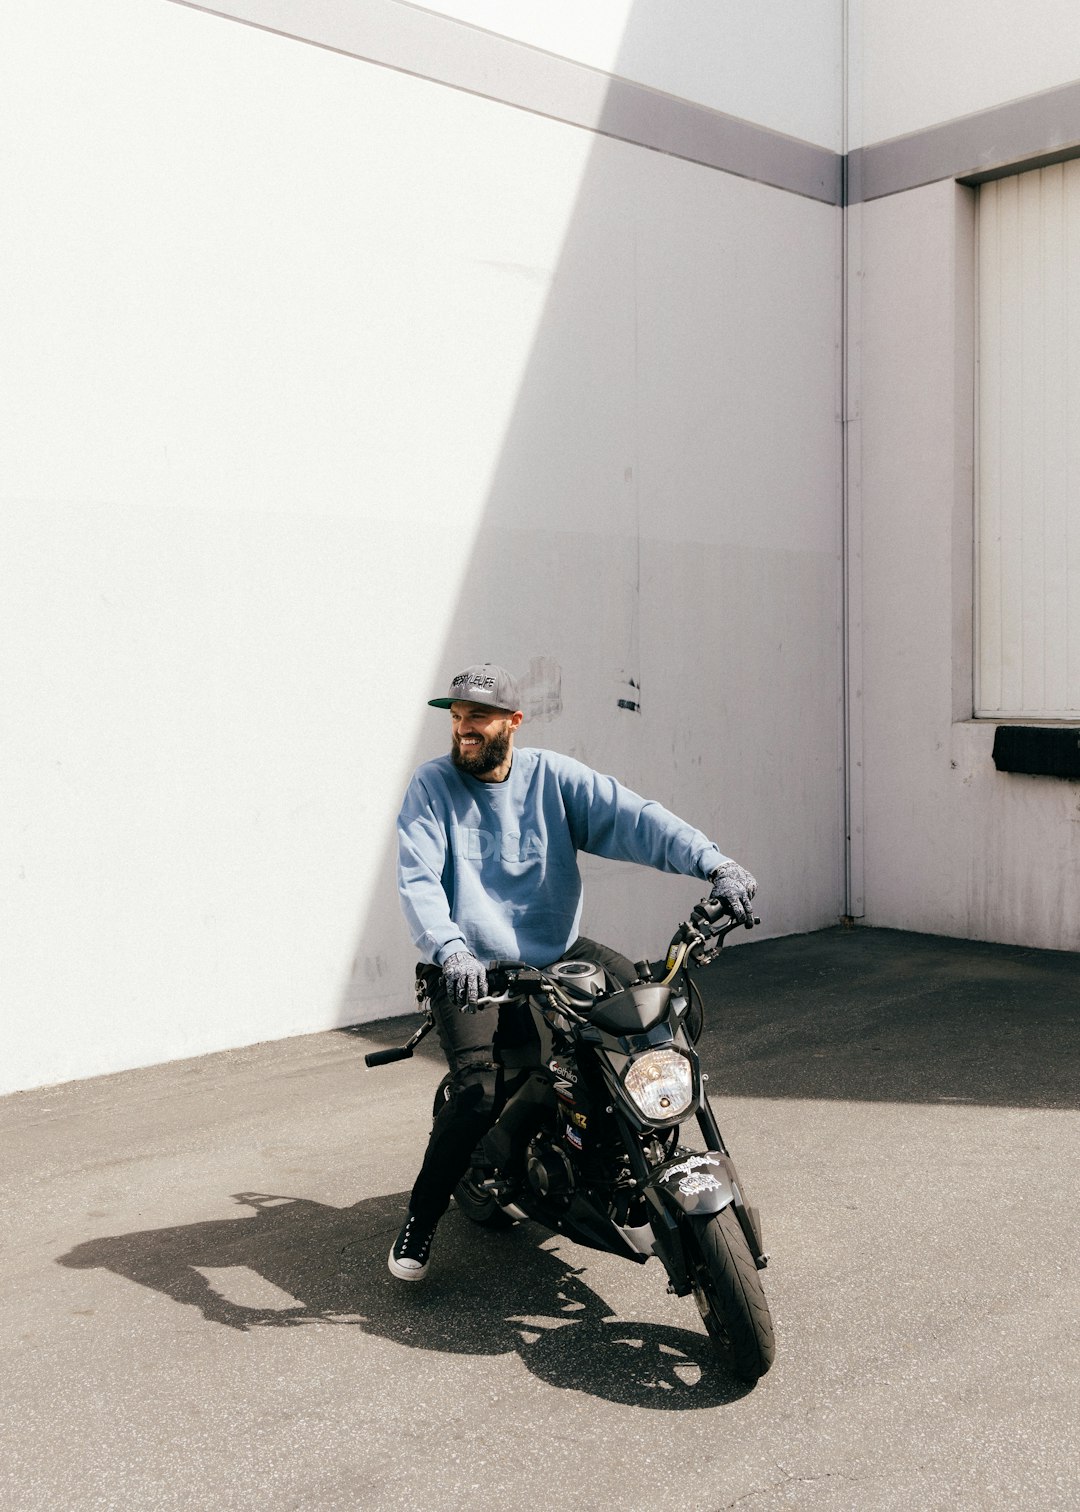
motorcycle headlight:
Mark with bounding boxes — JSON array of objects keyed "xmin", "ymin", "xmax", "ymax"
[{"xmin": 622, "ymin": 1048, "xmax": 694, "ymax": 1121}]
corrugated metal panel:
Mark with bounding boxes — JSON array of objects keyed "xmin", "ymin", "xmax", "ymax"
[{"xmin": 977, "ymin": 163, "xmax": 1080, "ymax": 719}]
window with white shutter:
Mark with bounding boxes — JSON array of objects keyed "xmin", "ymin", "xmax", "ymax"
[{"xmin": 977, "ymin": 162, "xmax": 1080, "ymax": 720}]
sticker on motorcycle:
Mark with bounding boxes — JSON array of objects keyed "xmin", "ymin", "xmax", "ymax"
[
  {"xmin": 678, "ymin": 1170, "xmax": 723, "ymax": 1196},
  {"xmin": 660, "ymin": 1153, "xmax": 726, "ymax": 1197}
]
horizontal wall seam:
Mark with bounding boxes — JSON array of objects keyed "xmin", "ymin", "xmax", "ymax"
[
  {"xmin": 849, "ymin": 80, "xmax": 1080, "ymax": 203},
  {"xmin": 168, "ymin": 0, "xmax": 843, "ymax": 205},
  {"xmin": 168, "ymin": 0, "xmax": 1080, "ymax": 207}
]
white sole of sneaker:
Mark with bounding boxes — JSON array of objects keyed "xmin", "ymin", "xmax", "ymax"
[{"xmin": 387, "ymin": 1246, "xmax": 429, "ymax": 1282}]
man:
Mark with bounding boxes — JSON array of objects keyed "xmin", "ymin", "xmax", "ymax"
[{"xmin": 389, "ymin": 663, "xmax": 756, "ymax": 1281}]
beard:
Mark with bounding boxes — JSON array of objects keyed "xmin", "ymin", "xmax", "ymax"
[{"xmin": 451, "ymin": 725, "xmax": 512, "ymax": 777}]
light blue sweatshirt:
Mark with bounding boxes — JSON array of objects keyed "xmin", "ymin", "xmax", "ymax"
[{"xmin": 396, "ymin": 747, "xmax": 730, "ymax": 967}]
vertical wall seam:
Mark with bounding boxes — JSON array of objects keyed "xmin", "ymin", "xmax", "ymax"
[{"xmin": 841, "ymin": 0, "xmax": 866, "ymax": 918}]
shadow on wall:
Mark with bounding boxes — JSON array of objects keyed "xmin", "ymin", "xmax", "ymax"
[
  {"xmin": 333, "ymin": 5, "xmax": 844, "ymax": 1024},
  {"xmin": 57, "ymin": 1190, "xmax": 750, "ymax": 1408}
]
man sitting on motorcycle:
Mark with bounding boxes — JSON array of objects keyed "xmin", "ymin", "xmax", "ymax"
[{"xmin": 389, "ymin": 662, "xmax": 756, "ymax": 1281}]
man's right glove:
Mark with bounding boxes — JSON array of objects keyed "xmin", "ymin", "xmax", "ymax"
[
  {"xmin": 708, "ymin": 861, "xmax": 757, "ymax": 927},
  {"xmin": 441, "ymin": 950, "xmax": 489, "ymax": 1010}
]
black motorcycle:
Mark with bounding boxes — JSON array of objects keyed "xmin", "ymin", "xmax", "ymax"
[{"xmin": 366, "ymin": 898, "xmax": 774, "ymax": 1382}]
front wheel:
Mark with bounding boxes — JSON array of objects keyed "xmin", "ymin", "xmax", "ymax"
[{"xmin": 687, "ymin": 1206, "xmax": 775, "ymax": 1382}]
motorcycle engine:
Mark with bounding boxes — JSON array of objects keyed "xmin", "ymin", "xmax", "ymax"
[{"xmin": 526, "ymin": 1134, "xmax": 575, "ymax": 1203}]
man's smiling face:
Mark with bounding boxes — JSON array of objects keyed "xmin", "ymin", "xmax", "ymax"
[{"xmin": 449, "ymin": 701, "xmax": 522, "ymax": 780}]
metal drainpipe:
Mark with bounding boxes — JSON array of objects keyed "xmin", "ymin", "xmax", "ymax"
[{"xmin": 842, "ymin": 0, "xmax": 865, "ymax": 920}]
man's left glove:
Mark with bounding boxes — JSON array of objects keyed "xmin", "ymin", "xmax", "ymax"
[
  {"xmin": 441, "ymin": 950, "xmax": 489, "ymax": 1010},
  {"xmin": 708, "ymin": 861, "xmax": 757, "ymax": 926}
]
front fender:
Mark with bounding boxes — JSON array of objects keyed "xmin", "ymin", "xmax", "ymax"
[
  {"xmin": 647, "ymin": 1150, "xmax": 737, "ymax": 1217},
  {"xmin": 646, "ymin": 1150, "xmax": 769, "ymax": 1272}
]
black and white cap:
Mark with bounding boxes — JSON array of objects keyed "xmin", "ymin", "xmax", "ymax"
[{"xmin": 428, "ymin": 663, "xmax": 521, "ymax": 712}]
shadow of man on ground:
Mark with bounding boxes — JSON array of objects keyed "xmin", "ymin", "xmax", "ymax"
[{"xmin": 58, "ymin": 1190, "xmax": 750, "ymax": 1409}]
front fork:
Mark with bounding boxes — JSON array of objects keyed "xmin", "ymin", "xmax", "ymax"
[{"xmin": 613, "ymin": 1102, "xmax": 767, "ymax": 1297}]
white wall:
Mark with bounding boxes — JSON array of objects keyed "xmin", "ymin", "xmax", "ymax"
[
  {"xmin": 402, "ymin": 0, "xmax": 843, "ymax": 149},
  {"xmin": 1, "ymin": 2, "xmax": 844, "ymax": 1093},
  {"xmin": 430, "ymin": 161, "xmax": 844, "ymax": 953},
  {"xmin": 856, "ymin": 180, "xmax": 1080, "ymax": 951},
  {"xmin": 850, "ymin": 4, "xmax": 1080, "ymax": 953},
  {"xmin": 854, "ymin": 0, "xmax": 1080, "ymax": 145}
]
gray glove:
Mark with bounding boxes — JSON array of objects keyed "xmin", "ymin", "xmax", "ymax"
[
  {"xmin": 442, "ymin": 950, "xmax": 489, "ymax": 1010},
  {"xmin": 708, "ymin": 862, "xmax": 757, "ymax": 926}
]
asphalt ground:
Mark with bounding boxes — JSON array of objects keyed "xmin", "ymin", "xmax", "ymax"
[{"xmin": 2, "ymin": 926, "xmax": 1079, "ymax": 1512}]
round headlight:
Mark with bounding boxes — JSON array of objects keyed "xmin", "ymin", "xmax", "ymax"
[{"xmin": 622, "ymin": 1048, "xmax": 694, "ymax": 1121}]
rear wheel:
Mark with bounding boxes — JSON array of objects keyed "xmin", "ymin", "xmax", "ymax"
[{"xmin": 688, "ymin": 1205, "xmax": 775, "ymax": 1381}]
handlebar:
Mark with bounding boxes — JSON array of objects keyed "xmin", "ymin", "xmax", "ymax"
[
  {"xmin": 690, "ymin": 899, "xmax": 758, "ymax": 934},
  {"xmin": 470, "ymin": 907, "xmax": 759, "ymax": 1008},
  {"xmin": 362, "ymin": 1014, "xmax": 435, "ymax": 1067},
  {"xmin": 662, "ymin": 908, "xmax": 760, "ymax": 981},
  {"xmin": 364, "ymin": 1044, "xmax": 416, "ymax": 1067},
  {"xmin": 364, "ymin": 898, "xmax": 761, "ymax": 1066},
  {"xmin": 463, "ymin": 990, "xmax": 513, "ymax": 1010}
]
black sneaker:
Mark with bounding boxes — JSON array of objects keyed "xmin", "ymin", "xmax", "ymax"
[{"xmin": 388, "ymin": 1212, "xmax": 438, "ymax": 1282}]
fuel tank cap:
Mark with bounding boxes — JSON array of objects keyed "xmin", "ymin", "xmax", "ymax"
[{"xmin": 549, "ymin": 960, "xmax": 606, "ymax": 998}]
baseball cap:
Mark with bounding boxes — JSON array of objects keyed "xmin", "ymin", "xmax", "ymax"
[{"xmin": 428, "ymin": 663, "xmax": 521, "ymax": 712}]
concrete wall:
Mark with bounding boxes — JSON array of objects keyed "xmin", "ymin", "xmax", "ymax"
[
  {"xmin": 403, "ymin": 0, "xmax": 843, "ymax": 148},
  {"xmin": 8, "ymin": 0, "xmax": 1080, "ymax": 1098},
  {"xmin": 854, "ymin": 182, "xmax": 1080, "ymax": 951},
  {"xmin": 1, "ymin": 2, "xmax": 844, "ymax": 1094},
  {"xmin": 850, "ymin": 7, "xmax": 1080, "ymax": 952},
  {"xmin": 854, "ymin": 0, "xmax": 1080, "ymax": 145}
]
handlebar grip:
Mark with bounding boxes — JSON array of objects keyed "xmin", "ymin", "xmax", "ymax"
[
  {"xmin": 691, "ymin": 898, "xmax": 728, "ymax": 926},
  {"xmin": 364, "ymin": 1045, "xmax": 414, "ymax": 1067}
]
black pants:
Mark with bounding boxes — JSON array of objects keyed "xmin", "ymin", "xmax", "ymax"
[{"xmin": 408, "ymin": 937, "xmax": 636, "ymax": 1222}]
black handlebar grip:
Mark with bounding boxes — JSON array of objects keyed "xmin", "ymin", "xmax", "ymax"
[{"xmin": 364, "ymin": 1045, "xmax": 414, "ymax": 1067}]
